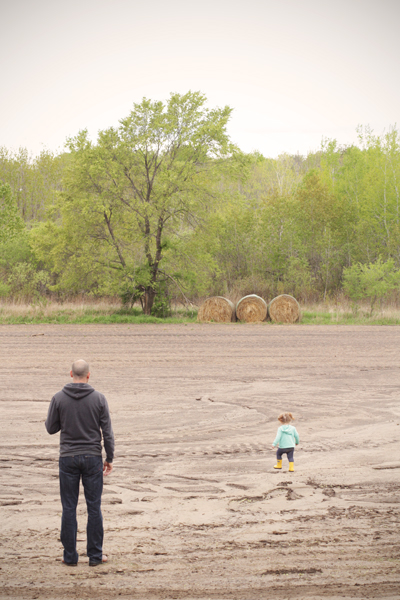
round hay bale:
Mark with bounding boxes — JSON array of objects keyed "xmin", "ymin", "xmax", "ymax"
[
  {"xmin": 268, "ymin": 294, "xmax": 301, "ymax": 323},
  {"xmin": 236, "ymin": 294, "xmax": 267, "ymax": 323},
  {"xmin": 197, "ymin": 297, "xmax": 236, "ymax": 323}
]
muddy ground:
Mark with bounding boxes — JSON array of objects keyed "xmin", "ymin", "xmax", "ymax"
[{"xmin": 0, "ymin": 324, "xmax": 399, "ymax": 600}]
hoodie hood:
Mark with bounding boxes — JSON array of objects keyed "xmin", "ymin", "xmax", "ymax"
[
  {"xmin": 62, "ymin": 383, "xmax": 95, "ymax": 400},
  {"xmin": 280, "ymin": 424, "xmax": 293, "ymax": 432}
]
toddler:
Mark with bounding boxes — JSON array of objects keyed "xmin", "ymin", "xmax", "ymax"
[{"xmin": 271, "ymin": 412, "xmax": 299, "ymax": 472}]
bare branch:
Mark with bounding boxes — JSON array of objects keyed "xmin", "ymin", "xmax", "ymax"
[{"xmin": 158, "ymin": 269, "xmax": 194, "ymax": 307}]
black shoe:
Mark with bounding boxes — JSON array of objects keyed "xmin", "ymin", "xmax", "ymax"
[{"xmin": 89, "ymin": 555, "xmax": 108, "ymax": 566}]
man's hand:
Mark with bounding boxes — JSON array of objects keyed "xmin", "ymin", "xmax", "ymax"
[
  {"xmin": 271, "ymin": 445, "xmax": 276, "ymax": 450},
  {"xmin": 103, "ymin": 461, "xmax": 113, "ymax": 476}
]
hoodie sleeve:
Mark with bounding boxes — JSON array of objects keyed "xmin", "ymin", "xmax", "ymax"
[
  {"xmin": 272, "ymin": 427, "xmax": 281, "ymax": 447},
  {"xmin": 293, "ymin": 427, "xmax": 300, "ymax": 444},
  {"xmin": 45, "ymin": 396, "xmax": 61, "ymax": 434},
  {"xmin": 100, "ymin": 397, "xmax": 115, "ymax": 463}
]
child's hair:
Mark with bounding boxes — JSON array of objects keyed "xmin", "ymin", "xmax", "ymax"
[{"xmin": 278, "ymin": 412, "xmax": 294, "ymax": 424}]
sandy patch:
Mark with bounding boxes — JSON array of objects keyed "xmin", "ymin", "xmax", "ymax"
[{"xmin": 0, "ymin": 324, "xmax": 399, "ymax": 599}]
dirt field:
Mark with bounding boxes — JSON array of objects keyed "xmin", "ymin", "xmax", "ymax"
[{"xmin": 1, "ymin": 324, "xmax": 399, "ymax": 600}]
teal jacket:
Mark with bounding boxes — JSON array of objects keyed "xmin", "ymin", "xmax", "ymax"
[{"xmin": 272, "ymin": 424, "xmax": 299, "ymax": 448}]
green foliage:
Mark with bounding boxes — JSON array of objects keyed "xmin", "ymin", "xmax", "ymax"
[
  {"xmin": 32, "ymin": 91, "xmax": 238, "ymax": 313},
  {"xmin": 0, "ymin": 233, "xmax": 50, "ymax": 301},
  {"xmin": 0, "ymin": 183, "xmax": 24, "ymax": 242},
  {"xmin": 281, "ymin": 256, "xmax": 315, "ymax": 300},
  {"xmin": 3, "ymin": 109, "xmax": 400, "ymax": 309},
  {"xmin": 29, "ymin": 219, "xmax": 123, "ymax": 297},
  {"xmin": 6, "ymin": 262, "xmax": 50, "ymax": 300},
  {"xmin": 150, "ymin": 280, "xmax": 172, "ymax": 318},
  {"xmin": 0, "ymin": 281, "xmax": 11, "ymax": 297},
  {"xmin": 343, "ymin": 258, "xmax": 400, "ymax": 315},
  {"xmin": 119, "ymin": 285, "xmax": 145, "ymax": 309},
  {"xmin": 0, "ymin": 147, "xmax": 66, "ymax": 222}
]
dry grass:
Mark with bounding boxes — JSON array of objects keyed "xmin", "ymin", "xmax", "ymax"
[
  {"xmin": 0, "ymin": 298, "xmax": 197, "ymax": 324},
  {"xmin": 301, "ymin": 300, "xmax": 400, "ymax": 324},
  {"xmin": 2, "ymin": 297, "xmax": 400, "ymax": 325},
  {"xmin": 0, "ymin": 298, "xmax": 122, "ymax": 319}
]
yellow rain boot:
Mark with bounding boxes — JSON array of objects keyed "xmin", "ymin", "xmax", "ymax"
[
  {"xmin": 289, "ymin": 462, "xmax": 294, "ymax": 472},
  {"xmin": 274, "ymin": 460, "xmax": 282, "ymax": 469}
]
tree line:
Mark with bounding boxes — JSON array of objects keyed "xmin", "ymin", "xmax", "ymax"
[{"xmin": 1, "ymin": 91, "xmax": 400, "ymax": 314}]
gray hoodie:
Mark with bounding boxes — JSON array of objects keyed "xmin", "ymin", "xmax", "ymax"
[{"xmin": 45, "ymin": 383, "xmax": 114, "ymax": 462}]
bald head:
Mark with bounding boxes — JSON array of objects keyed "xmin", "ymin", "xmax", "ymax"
[{"xmin": 71, "ymin": 359, "xmax": 90, "ymax": 382}]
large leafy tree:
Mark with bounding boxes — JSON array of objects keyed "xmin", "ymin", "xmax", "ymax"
[{"xmin": 37, "ymin": 91, "xmax": 236, "ymax": 312}]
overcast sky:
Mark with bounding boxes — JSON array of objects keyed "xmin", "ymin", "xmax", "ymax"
[{"xmin": 1, "ymin": 0, "xmax": 399, "ymax": 158}]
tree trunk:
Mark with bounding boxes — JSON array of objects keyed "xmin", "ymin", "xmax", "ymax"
[{"xmin": 143, "ymin": 286, "xmax": 156, "ymax": 315}]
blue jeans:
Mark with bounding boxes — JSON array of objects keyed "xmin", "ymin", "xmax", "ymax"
[{"xmin": 59, "ymin": 455, "xmax": 104, "ymax": 564}]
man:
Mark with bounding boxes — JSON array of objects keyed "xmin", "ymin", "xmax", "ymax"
[{"xmin": 45, "ymin": 359, "xmax": 114, "ymax": 566}]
